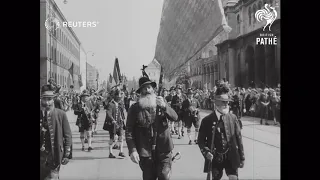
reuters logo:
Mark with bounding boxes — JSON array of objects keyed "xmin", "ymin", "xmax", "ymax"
[{"xmin": 45, "ymin": 17, "xmax": 61, "ymax": 31}]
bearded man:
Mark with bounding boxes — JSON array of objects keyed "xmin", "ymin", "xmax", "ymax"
[
  {"xmin": 125, "ymin": 76, "xmax": 178, "ymax": 180},
  {"xmin": 197, "ymin": 85, "xmax": 245, "ymax": 180}
]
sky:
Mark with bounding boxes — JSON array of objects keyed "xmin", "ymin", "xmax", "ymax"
[{"xmin": 55, "ymin": 0, "xmax": 164, "ymax": 82}]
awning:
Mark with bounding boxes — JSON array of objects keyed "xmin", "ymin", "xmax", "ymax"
[{"xmin": 154, "ymin": 0, "xmax": 231, "ymax": 79}]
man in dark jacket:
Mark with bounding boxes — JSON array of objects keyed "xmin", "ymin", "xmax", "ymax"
[
  {"xmin": 40, "ymin": 85, "xmax": 72, "ymax": 180},
  {"xmin": 197, "ymin": 84, "xmax": 245, "ymax": 180},
  {"xmin": 125, "ymin": 76, "xmax": 178, "ymax": 180},
  {"xmin": 182, "ymin": 88, "xmax": 201, "ymax": 144},
  {"xmin": 74, "ymin": 90, "xmax": 94, "ymax": 152}
]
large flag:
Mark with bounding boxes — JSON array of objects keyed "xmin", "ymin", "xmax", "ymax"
[
  {"xmin": 68, "ymin": 63, "xmax": 74, "ymax": 83},
  {"xmin": 109, "ymin": 73, "xmax": 113, "ymax": 84},
  {"xmin": 113, "ymin": 57, "xmax": 121, "ymax": 84},
  {"xmin": 154, "ymin": 0, "xmax": 231, "ymax": 79}
]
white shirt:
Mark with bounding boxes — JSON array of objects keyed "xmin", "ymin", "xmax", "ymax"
[{"xmin": 215, "ymin": 110, "xmax": 222, "ymax": 121}]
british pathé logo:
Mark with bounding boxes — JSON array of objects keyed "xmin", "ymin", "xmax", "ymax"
[
  {"xmin": 255, "ymin": 3, "xmax": 279, "ymax": 45},
  {"xmin": 255, "ymin": 4, "xmax": 277, "ymax": 31}
]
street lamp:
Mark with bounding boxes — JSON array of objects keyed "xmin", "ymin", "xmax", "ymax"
[{"xmin": 85, "ymin": 51, "xmax": 95, "ymax": 89}]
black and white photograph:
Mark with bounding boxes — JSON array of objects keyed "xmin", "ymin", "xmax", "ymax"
[{"xmin": 40, "ymin": 0, "xmax": 281, "ymax": 179}]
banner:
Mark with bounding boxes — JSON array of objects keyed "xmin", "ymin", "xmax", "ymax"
[{"xmin": 154, "ymin": 0, "xmax": 231, "ymax": 78}]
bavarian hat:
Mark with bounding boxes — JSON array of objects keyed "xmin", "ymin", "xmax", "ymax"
[
  {"xmin": 80, "ymin": 90, "xmax": 90, "ymax": 97},
  {"xmin": 136, "ymin": 76, "xmax": 157, "ymax": 94},
  {"xmin": 214, "ymin": 84, "xmax": 233, "ymax": 102},
  {"xmin": 186, "ymin": 88, "xmax": 194, "ymax": 95},
  {"xmin": 41, "ymin": 84, "xmax": 56, "ymax": 98},
  {"xmin": 170, "ymin": 86, "xmax": 175, "ymax": 91}
]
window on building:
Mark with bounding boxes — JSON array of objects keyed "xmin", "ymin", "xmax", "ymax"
[
  {"xmin": 258, "ymin": 1, "xmax": 262, "ymax": 9},
  {"xmin": 253, "ymin": 5, "xmax": 257, "ymax": 23},
  {"xmin": 237, "ymin": 14, "xmax": 240, "ymax": 34},
  {"xmin": 248, "ymin": 7, "xmax": 252, "ymax": 25}
]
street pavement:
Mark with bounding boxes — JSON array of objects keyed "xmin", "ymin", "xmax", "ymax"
[{"xmin": 60, "ymin": 109, "xmax": 280, "ymax": 180}]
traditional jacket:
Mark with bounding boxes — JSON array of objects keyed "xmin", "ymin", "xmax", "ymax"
[
  {"xmin": 198, "ymin": 112, "xmax": 245, "ymax": 172},
  {"xmin": 181, "ymin": 98, "xmax": 201, "ymax": 121},
  {"xmin": 40, "ymin": 108, "xmax": 72, "ymax": 166},
  {"xmin": 125, "ymin": 103, "xmax": 178, "ymax": 157},
  {"xmin": 74, "ymin": 101, "xmax": 94, "ymax": 128},
  {"xmin": 103, "ymin": 100, "xmax": 126, "ymax": 131}
]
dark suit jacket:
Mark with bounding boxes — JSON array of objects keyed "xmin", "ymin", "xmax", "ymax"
[
  {"xmin": 181, "ymin": 98, "xmax": 201, "ymax": 121},
  {"xmin": 103, "ymin": 100, "xmax": 126, "ymax": 131},
  {"xmin": 125, "ymin": 103, "xmax": 178, "ymax": 157},
  {"xmin": 198, "ymin": 112, "xmax": 245, "ymax": 172},
  {"xmin": 40, "ymin": 108, "xmax": 72, "ymax": 166}
]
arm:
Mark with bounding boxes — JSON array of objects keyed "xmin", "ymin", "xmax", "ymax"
[
  {"xmin": 162, "ymin": 104, "xmax": 178, "ymax": 122},
  {"xmin": 125, "ymin": 105, "xmax": 137, "ymax": 156},
  {"xmin": 105, "ymin": 103, "xmax": 115, "ymax": 123},
  {"xmin": 62, "ymin": 112, "xmax": 72, "ymax": 158},
  {"xmin": 198, "ymin": 118, "xmax": 209, "ymax": 158},
  {"xmin": 234, "ymin": 119, "xmax": 245, "ymax": 161}
]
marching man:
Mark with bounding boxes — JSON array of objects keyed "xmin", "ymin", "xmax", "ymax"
[
  {"xmin": 197, "ymin": 84, "xmax": 245, "ymax": 180},
  {"xmin": 126, "ymin": 76, "xmax": 178, "ymax": 180},
  {"xmin": 103, "ymin": 87, "xmax": 126, "ymax": 158}
]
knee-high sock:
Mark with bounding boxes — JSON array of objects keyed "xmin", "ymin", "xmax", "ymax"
[
  {"xmin": 187, "ymin": 128, "xmax": 192, "ymax": 141},
  {"xmin": 80, "ymin": 132, "xmax": 85, "ymax": 147}
]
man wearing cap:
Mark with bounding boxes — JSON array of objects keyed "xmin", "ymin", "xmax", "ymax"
[
  {"xmin": 103, "ymin": 87, "xmax": 126, "ymax": 158},
  {"xmin": 74, "ymin": 90, "xmax": 95, "ymax": 151},
  {"xmin": 197, "ymin": 84, "xmax": 245, "ymax": 180},
  {"xmin": 182, "ymin": 88, "xmax": 201, "ymax": 144},
  {"xmin": 230, "ymin": 88, "xmax": 243, "ymax": 129},
  {"xmin": 125, "ymin": 76, "xmax": 178, "ymax": 180},
  {"xmin": 40, "ymin": 85, "xmax": 72, "ymax": 180}
]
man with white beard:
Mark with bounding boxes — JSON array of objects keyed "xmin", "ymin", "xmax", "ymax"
[
  {"xmin": 197, "ymin": 84, "xmax": 245, "ymax": 180},
  {"xmin": 126, "ymin": 76, "xmax": 178, "ymax": 180}
]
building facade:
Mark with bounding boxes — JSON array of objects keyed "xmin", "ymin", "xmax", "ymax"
[
  {"xmin": 216, "ymin": 0, "xmax": 280, "ymax": 88},
  {"xmin": 86, "ymin": 63, "xmax": 98, "ymax": 90},
  {"xmin": 145, "ymin": 59, "xmax": 161, "ymax": 82},
  {"xmin": 40, "ymin": 0, "xmax": 81, "ymax": 92},
  {"xmin": 188, "ymin": 24, "xmax": 228, "ymax": 90}
]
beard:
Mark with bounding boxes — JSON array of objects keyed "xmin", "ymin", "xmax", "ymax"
[{"xmin": 139, "ymin": 93, "xmax": 157, "ymax": 109}]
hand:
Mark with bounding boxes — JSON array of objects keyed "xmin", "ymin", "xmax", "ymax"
[
  {"xmin": 130, "ymin": 151, "xmax": 140, "ymax": 164},
  {"xmin": 205, "ymin": 152, "xmax": 213, "ymax": 161},
  {"xmin": 112, "ymin": 121, "xmax": 116, "ymax": 124},
  {"xmin": 240, "ymin": 160, "xmax": 245, "ymax": 168},
  {"xmin": 61, "ymin": 158, "xmax": 69, "ymax": 165},
  {"xmin": 156, "ymin": 96, "xmax": 166, "ymax": 108},
  {"xmin": 243, "ymin": 109, "xmax": 246, "ymax": 113}
]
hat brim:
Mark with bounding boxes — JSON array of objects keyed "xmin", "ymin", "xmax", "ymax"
[
  {"xmin": 214, "ymin": 97, "xmax": 233, "ymax": 102},
  {"xmin": 80, "ymin": 93, "xmax": 90, "ymax": 97},
  {"xmin": 136, "ymin": 81, "xmax": 157, "ymax": 94},
  {"xmin": 41, "ymin": 94, "xmax": 56, "ymax": 98}
]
